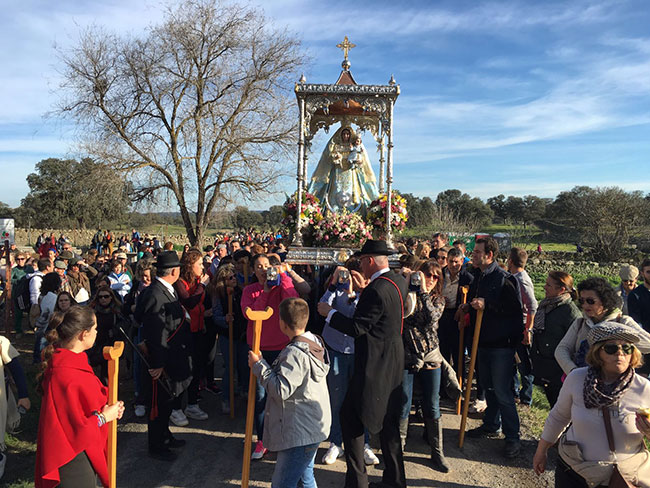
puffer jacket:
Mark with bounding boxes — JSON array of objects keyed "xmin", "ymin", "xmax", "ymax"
[{"xmin": 252, "ymin": 332, "xmax": 331, "ymax": 451}]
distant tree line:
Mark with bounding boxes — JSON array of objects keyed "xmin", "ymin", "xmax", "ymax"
[{"xmin": 3, "ymin": 157, "xmax": 649, "ymax": 260}]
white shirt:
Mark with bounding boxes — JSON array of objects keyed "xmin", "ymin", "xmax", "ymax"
[{"xmin": 156, "ymin": 276, "xmax": 177, "ymax": 298}]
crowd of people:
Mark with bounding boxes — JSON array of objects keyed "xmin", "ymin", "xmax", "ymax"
[{"xmin": 0, "ymin": 229, "xmax": 650, "ymax": 487}]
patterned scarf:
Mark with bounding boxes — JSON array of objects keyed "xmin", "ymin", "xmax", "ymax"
[
  {"xmin": 583, "ymin": 366, "xmax": 635, "ymax": 409},
  {"xmin": 532, "ymin": 293, "xmax": 573, "ymax": 332}
]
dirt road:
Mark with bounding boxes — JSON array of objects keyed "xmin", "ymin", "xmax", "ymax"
[{"xmin": 116, "ymin": 393, "xmax": 556, "ymax": 487}]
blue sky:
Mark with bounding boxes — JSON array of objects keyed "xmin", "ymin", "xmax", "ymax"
[{"xmin": 2, "ymin": 0, "xmax": 649, "ymax": 210}]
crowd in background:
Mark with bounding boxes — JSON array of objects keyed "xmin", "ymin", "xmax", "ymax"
[{"xmin": 0, "ymin": 228, "xmax": 649, "ymax": 487}]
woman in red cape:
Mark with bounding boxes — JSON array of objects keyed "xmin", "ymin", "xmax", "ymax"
[{"xmin": 35, "ymin": 306, "xmax": 124, "ymax": 488}]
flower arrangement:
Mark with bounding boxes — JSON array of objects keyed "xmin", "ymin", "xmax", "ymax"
[
  {"xmin": 313, "ymin": 208, "xmax": 372, "ymax": 248},
  {"xmin": 281, "ymin": 191, "xmax": 324, "ymax": 243},
  {"xmin": 367, "ymin": 190, "xmax": 408, "ymax": 234}
]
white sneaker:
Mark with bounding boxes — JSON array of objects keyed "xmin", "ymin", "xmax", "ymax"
[
  {"xmin": 322, "ymin": 443, "xmax": 344, "ymax": 465},
  {"xmin": 134, "ymin": 404, "xmax": 146, "ymax": 418},
  {"xmin": 170, "ymin": 409, "xmax": 189, "ymax": 426},
  {"xmin": 469, "ymin": 399, "xmax": 487, "ymax": 414},
  {"xmin": 184, "ymin": 404, "xmax": 208, "ymax": 421},
  {"xmin": 364, "ymin": 444, "xmax": 380, "ymax": 465}
]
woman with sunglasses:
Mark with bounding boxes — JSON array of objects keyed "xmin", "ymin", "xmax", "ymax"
[
  {"xmin": 208, "ymin": 263, "xmax": 249, "ymax": 414},
  {"xmin": 398, "ymin": 260, "xmax": 451, "ymax": 473},
  {"xmin": 87, "ymin": 286, "xmax": 128, "ymax": 382},
  {"xmin": 555, "ymin": 276, "xmax": 650, "ymax": 376},
  {"xmin": 534, "ymin": 323, "xmax": 650, "ymax": 487},
  {"xmin": 530, "ymin": 271, "xmax": 582, "ymax": 407}
]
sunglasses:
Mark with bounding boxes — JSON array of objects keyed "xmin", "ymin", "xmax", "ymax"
[
  {"xmin": 578, "ymin": 297, "xmax": 598, "ymax": 305},
  {"xmin": 423, "ymin": 273, "xmax": 440, "ymax": 280},
  {"xmin": 16, "ymin": 257, "xmax": 26, "ymax": 261},
  {"xmin": 98, "ymin": 295, "xmax": 111, "ymax": 299},
  {"xmin": 602, "ymin": 343, "xmax": 634, "ymax": 355}
]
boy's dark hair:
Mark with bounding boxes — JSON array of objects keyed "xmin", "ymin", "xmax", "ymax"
[
  {"xmin": 475, "ymin": 237, "xmax": 499, "ymax": 257},
  {"xmin": 279, "ymin": 297, "xmax": 309, "ymax": 331},
  {"xmin": 447, "ymin": 247, "xmax": 463, "ymax": 260},
  {"xmin": 509, "ymin": 247, "xmax": 528, "ymax": 268}
]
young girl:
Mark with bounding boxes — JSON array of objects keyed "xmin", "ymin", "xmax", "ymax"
[{"xmin": 35, "ymin": 306, "xmax": 125, "ymax": 487}]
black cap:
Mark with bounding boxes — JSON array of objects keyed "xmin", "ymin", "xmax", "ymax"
[
  {"xmin": 155, "ymin": 251, "xmax": 182, "ymax": 269},
  {"xmin": 353, "ymin": 239, "xmax": 396, "ymax": 257}
]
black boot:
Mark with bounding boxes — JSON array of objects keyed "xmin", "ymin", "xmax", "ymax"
[{"xmin": 424, "ymin": 417, "xmax": 450, "ymax": 473}]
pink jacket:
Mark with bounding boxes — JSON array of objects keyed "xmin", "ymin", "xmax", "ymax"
[{"xmin": 241, "ymin": 273, "xmax": 299, "ymax": 351}]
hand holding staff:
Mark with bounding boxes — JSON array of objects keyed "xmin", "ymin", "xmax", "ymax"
[
  {"xmin": 103, "ymin": 341, "xmax": 125, "ymax": 488},
  {"xmin": 241, "ymin": 307, "xmax": 273, "ymax": 488},
  {"xmin": 226, "ymin": 287, "xmax": 235, "ymax": 419},
  {"xmin": 459, "ymin": 303, "xmax": 484, "ymax": 448},
  {"xmin": 456, "ymin": 285, "xmax": 469, "ymax": 415}
]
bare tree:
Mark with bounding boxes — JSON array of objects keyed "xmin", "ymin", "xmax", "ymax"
[{"xmin": 56, "ymin": 0, "xmax": 305, "ymax": 245}]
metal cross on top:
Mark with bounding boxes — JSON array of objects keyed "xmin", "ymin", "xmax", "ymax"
[{"xmin": 336, "ymin": 36, "xmax": 356, "ymax": 61}]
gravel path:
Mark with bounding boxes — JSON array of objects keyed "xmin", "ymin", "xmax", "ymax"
[{"xmin": 115, "ymin": 391, "xmax": 557, "ymax": 487}]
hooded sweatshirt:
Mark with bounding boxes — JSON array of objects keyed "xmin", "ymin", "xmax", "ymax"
[{"xmin": 252, "ymin": 331, "xmax": 331, "ymax": 451}]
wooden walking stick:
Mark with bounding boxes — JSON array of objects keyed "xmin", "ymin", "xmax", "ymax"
[
  {"xmin": 103, "ymin": 341, "xmax": 125, "ymax": 488},
  {"xmin": 456, "ymin": 285, "xmax": 469, "ymax": 415},
  {"xmin": 226, "ymin": 287, "xmax": 235, "ymax": 419},
  {"xmin": 241, "ymin": 306, "xmax": 273, "ymax": 488},
  {"xmin": 458, "ymin": 306, "xmax": 484, "ymax": 448}
]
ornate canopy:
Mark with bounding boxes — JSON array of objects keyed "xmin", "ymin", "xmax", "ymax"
[{"xmin": 292, "ymin": 36, "xmax": 400, "ymax": 246}]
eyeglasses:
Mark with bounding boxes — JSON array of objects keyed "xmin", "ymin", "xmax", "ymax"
[
  {"xmin": 578, "ymin": 297, "xmax": 598, "ymax": 305},
  {"xmin": 602, "ymin": 343, "xmax": 634, "ymax": 355},
  {"xmin": 98, "ymin": 295, "xmax": 111, "ymax": 299}
]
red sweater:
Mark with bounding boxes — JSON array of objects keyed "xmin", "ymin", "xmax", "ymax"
[
  {"xmin": 241, "ymin": 273, "xmax": 299, "ymax": 351},
  {"xmin": 174, "ymin": 278, "xmax": 206, "ymax": 333},
  {"xmin": 35, "ymin": 348, "xmax": 109, "ymax": 488}
]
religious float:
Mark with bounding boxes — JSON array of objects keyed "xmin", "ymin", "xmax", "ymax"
[{"xmin": 285, "ymin": 37, "xmax": 406, "ymax": 267}]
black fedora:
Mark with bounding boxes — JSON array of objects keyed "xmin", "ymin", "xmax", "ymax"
[
  {"xmin": 354, "ymin": 239, "xmax": 396, "ymax": 257},
  {"xmin": 155, "ymin": 251, "xmax": 182, "ymax": 269}
]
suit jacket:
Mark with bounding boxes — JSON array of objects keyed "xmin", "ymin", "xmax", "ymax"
[
  {"xmin": 329, "ymin": 270, "xmax": 408, "ymax": 433},
  {"xmin": 134, "ymin": 279, "xmax": 192, "ymax": 395}
]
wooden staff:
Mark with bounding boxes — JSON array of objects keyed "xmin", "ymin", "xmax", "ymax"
[
  {"xmin": 226, "ymin": 287, "xmax": 235, "ymax": 419},
  {"xmin": 459, "ymin": 307, "xmax": 484, "ymax": 448},
  {"xmin": 456, "ymin": 285, "xmax": 469, "ymax": 415},
  {"xmin": 103, "ymin": 341, "xmax": 125, "ymax": 488},
  {"xmin": 241, "ymin": 306, "xmax": 273, "ymax": 488}
]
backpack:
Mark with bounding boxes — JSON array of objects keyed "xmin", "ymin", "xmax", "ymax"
[{"xmin": 14, "ymin": 275, "xmax": 34, "ymax": 312}]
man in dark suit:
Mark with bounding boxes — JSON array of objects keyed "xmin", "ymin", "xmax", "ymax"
[
  {"xmin": 318, "ymin": 240, "xmax": 408, "ymax": 488},
  {"xmin": 134, "ymin": 251, "xmax": 193, "ymax": 461}
]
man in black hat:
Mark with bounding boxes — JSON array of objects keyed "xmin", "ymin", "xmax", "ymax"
[
  {"xmin": 318, "ymin": 240, "xmax": 408, "ymax": 488},
  {"xmin": 134, "ymin": 251, "xmax": 193, "ymax": 461}
]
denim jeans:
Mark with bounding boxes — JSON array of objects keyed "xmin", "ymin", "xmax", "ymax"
[
  {"xmin": 399, "ymin": 368, "xmax": 441, "ymax": 420},
  {"xmin": 218, "ymin": 335, "xmax": 250, "ymax": 402},
  {"xmin": 254, "ymin": 349, "xmax": 281, "ymax": 439},
  {"xmin": 326, "ymin": 349, "xmax": 369, "ymax": 447},
  {"xmin": 271, "ymin": 442, "xmax": 319, "ymax": 488},
  {"xmin": 477, "ymin": 347, "xmax": 520, "ymax": 441},
  {"xmin": 513, "ymin": 343, "xmax": 534, "ymax": 405}
]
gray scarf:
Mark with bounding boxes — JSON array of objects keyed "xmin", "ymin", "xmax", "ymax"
[{"xmin": 533, "ymin": 293, "xmax": 573, "ymax": 332}]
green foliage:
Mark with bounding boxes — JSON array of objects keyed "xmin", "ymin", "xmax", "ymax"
[
  {"xmin": 19, "ymin": 158, "xmax": 130, "ymax": 228},
  {"xmin": 0, "ymin": 201, "xmax": 14, "ymax": 218},
  {"xmin": 435, "ymin": 189, "xmax": 494, "ymax": 228},
  {"xmin": 547, "ymin": 186, "xmax": 649, "ymax": 261},
  {"xmin": 232, "ymin": 206, "xmax": 263, "ymax": 230}
]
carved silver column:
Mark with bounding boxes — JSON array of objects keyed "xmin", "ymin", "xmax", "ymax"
[
  {"xmin": 302, "ymin": 142, "xmax": 309, "ymax": 191},
  {"xmin": 378, "ymin": 133, "xmax": 385, "ymax": 193},
  {"xmin": 293, "ymin": 98, "xmax": 306, "ymax": 247},
  {"xmin": 385, "ymin": 99, "xmax": 394, "ymax": 247}
]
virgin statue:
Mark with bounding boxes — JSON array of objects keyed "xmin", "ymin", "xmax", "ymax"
[{"xmin": 307, "ymin": 126, "xmax": 379, "ymax": 214}]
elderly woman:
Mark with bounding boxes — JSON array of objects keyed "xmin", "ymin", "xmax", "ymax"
[
  {"xmin": 533, "ymin": 323, "xmax": 650, "ymax": 487},
  {"xmin": 530, "ymin": 271, "xmax": 582, "ymax": 407},
  {"xmin": 555, "ymin": 276, "xmax": 650, "ymax": 376}
]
